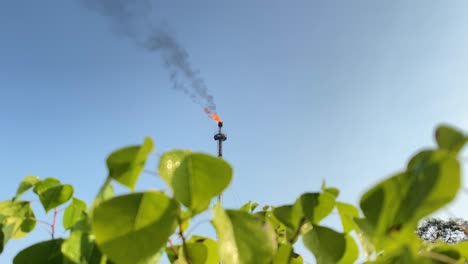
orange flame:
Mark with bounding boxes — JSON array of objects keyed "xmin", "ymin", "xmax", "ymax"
[{"xmin": 204, "ymin": 108, "xmax": 222, "ymax": 123}]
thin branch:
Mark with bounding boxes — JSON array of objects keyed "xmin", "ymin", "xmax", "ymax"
[
  {"xmin": 178, "ymin": 218, "xmax": 192, "ymax": 263},
  {"xmin": 51, "ymin": 208, "xmax": 58, "ymax": 239},
  {"xmin": 167, "ymin": 237, "xmax": 180, "ymax": 259},
  {"xmin": 289, "ymin": 217, "xmax": 306, "ymax": 244}
]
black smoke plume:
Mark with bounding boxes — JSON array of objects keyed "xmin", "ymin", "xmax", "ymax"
[{"xmin": 81, "ymin": 0, "xmax": 217, "ymax": 112}]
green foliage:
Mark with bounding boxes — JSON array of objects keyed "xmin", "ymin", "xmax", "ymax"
[
  {"xmin": 106, "ymin": 137, "xmax": 154, "ymax": 190},
  {"xmin": 170, "ymin": 153, "xmax": 233, "ymax": 215},
  {"xmin": 0, "ymin": 124, "xmax": 466, "ymax": 263},
  {"xmin": 91, "ymin": 191, "xmax": 179, "ymax": 264}
]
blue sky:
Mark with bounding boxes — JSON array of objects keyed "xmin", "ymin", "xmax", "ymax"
[{"xmin": 1, "ymin": 1, "xmax": 468, "ymax": 263}]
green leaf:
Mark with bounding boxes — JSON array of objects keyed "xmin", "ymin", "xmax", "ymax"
[
  {"xmin": 15, "ymin": 175, "xmax": 40, "ymax": 199},
  {"xmin": 63, "ymin": 198, "xmax": 87, "ymax": 230},
  {"xmin": 61, "ymin": 231, "xmax": 103, "ymax": 264},
  {"xmin": 0, "ymin": 200, "xmax": 36, "ymax": 240},
  {"xmin": 173, "ymin": 236, "xmax": 220, "ymax": 264},
  {"xmin": 435, "ymin": 125, "xmax": 467, "ymax": 153},
  {"xmin": 299, "ymin": 192, "xmax": 335, "ymax": 224},
  {"xmin": 272, "ymin": 203, "xmax": 303, "ymax": 242},
  {"xmin": 337, "ymin": 234, "xmax": 359, "ymax": 264},
  {"xmin": 188, "ymin": 236, "xmax": 220, "ymax": 264},
  {"xmin": 239, "ymin": 201, "xmax": 259, "ymax": 213},
  {"xmin": 33, "ymin": 178, "xmax": 74, "ymax": 213},
  {"xmin": 13, "ymin": 239, "xmax": 65, "ymax": 264},
  {"xmin": 158, "ymin": 149, "xmax": 191, "ymax": 187},
  {"xmin": 336, "ymin": 202, "xmax": 359, "ymax": 233},
  {"xmin": 360, "ymin": 149, "xmax": 461, "ymax": 244},
  {"xmin": 303, "ymin": 225, "xmax": 346, "ymax": 264},
  {"xmin": 213, "ymin": 205, "xmax": 277, "ymax": 264},
  {"xmin": 273, "ymin": 244, "xmax": 291, "ymax": 264},
  {"xmin": 172, "ymin": 153, "xmax": 233, "ymax": 215},
  {"xmin": 106, "ymin": 137, "xmax": 154, "ymax": 190},
  {"xmin": 91, "ymin": 191, "xmax": 179, "ymax": 264},
  {"xmin": 321, "ymin": 181, "xmax": 340, "ymax": 198}
]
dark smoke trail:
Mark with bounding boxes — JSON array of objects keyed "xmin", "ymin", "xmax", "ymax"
[{"xmin": 80, "ymin": 0, "xmax": 217, "ymax": 112}]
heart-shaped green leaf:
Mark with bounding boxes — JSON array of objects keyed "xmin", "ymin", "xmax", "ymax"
[
  {"xmin": 172, "ymin": 153, "xmax": 232, "ymax": 215},
  {"xmin": 15, "ymin": 175, "xmax": 40, "ymax": 199},
  {"xmin": 91, "ymin": 191, "xmax": 179, "ymax": 264},
  {"xmin": 106, "ymin": 137, "xmax": 154, "ymax": 190},
  {"xmin": 158, "ymin": 149, "xmax": 191, "ymax": 187},
  {"xmin": 0, "ymin": 200, "xmax": 36, "ymax": 241}
]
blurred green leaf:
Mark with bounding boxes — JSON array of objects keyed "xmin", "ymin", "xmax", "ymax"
[
  {"xmin": 337, "ymin": 234, "xmax": 359, "ymax": 264},
  {"xmin": 91, "ymin": 191, "xmax": 178, "ymax": 264},
  {"xmin": 299, "ymin": 192, "xmax": 335, "ymax": 224},
  {"xmin": 61, "ymin": 231, "xmax": 102, "ymax": 264},
  {"xmin": 106, "ymin": 137, "xmax": 154, "ymax": 190},
  {"xmin": 336, "ymin": 202, "xmax": 359, "ymax": 233},
  {"xmin": 172, "ymin": 153, "xmax": 232, "ymax": 215},
  {"xmin": 0, "ymin": 200, "xmax": 36, "ymax": 240},
  {"xmin": 213, "ymin": 205, "xmax": 276, "ymax": 264},
  {"xmin": 239, "ymin": 201, "xmax": 259, "ymax": 213},
  {"xmin": 186, "ymin": 236, "xmax": 220, "ymax": 264},
  {"xmin": 272, "ymin": 203, "xmax": 303, "ymax": 242},
  {"xmin": 33, "ymin": 178, "xmax": 74, "ymax": 213},
  {"xmin": 158, "ymin": 149, "xmax": 191, "ymax": 187},
  {"xmin": 303, "ymin": 225, "xmax": 346, "ymax": 264},
  {"xmin": 360, "ymin": 149, "xmax": 461, "ymax": 245},
  {"xmin": 63, "ymin": 198, "xmax": 87, "ymax": 230},
  {"xmin": 321, "ymin": 181, "xmax": 340, "ymax": 198},
  {"xmin": 15, "ymin": 175, "xmax": 40, "ymax": 199},
  {"xmin": 13, "ymin": 239, "xmax": 64, "ymax": 264},
  {"xmin": 435, "ymin": 125, "xmax": 467, "ymax": 153},
  {"xmin": 273, "ymin": 244, "xmax": 302, "ymax": 264}
]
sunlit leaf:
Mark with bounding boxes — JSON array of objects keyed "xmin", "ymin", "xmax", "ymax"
[
  {"xmin": 213, "ymin": 204, "xmax": 276, "ymax": 264},
  {"xmin": 0, "ymin": 200, "xmax": 36, "ymax": 240},
  {"xmin": 63, "ymin": 198, "xmax": 87, "ymax": 230},
  {"xmin": 61, "ymin": 231, "xmax": 102, "ymax": 264},
  {"xmin": 336, "ymin": 202, "xmax": 359, "ymax": 233},
  {"xmin": 272, "ymin": 203, "xmax": 303, "ymax": 242},
  {"xmin": 106, "ymin": 137, "xmax": 154, "ymax": 190},
  {"xmin": 15, "ymin": 175, "xmax": 40, "ymax": 199},
  {"xmin": 172, "ymin": 153, "xmax": 232, "ymax": 215},
  {"xmin": 158, "ymin": 149, "xmax": 191, "ymax": 187},
  {"xmin": 299, "ymin": 192, "xmax": 335, "ymax": 224},
  {"xmin": 337, "ymin": 234, "xmax": 359, "ymax": 264},
  {"xmin": 33, "ymin": 178, "xmax": 74, "ymax": 213},
  {"xmin": 91, "ymin": 191, "xmax": 179, "ymax": 264}
]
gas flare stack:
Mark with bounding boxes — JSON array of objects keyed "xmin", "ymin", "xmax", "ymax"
[{"xmin": 214, "ymin": 122, "xmax": 227, "ymax": 158}]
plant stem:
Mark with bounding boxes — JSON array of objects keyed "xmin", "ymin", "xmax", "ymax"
[
  {"xmin": 178, "ymin": 218, "xmax": 191, "ymax": 263},
  {"xmin": 51, "ymin": 208, "xmax": 58, "ymax": 239},
  {"xmin": 289, "ymin": 217, "xmax": 306, "ymax": 244},
  {"xmin": 167, "ymin": 237, "xmax": 179, "ymax": 259}
]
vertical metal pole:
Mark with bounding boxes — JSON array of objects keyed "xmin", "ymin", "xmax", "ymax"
[{"xmin": 214, "ymin": 122, "xmax": 226, "ymax": 203}]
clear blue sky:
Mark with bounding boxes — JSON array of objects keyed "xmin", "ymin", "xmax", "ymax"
[{"xmin": 1, "ymin": 1, "xmax": 468, "ymax": 263}]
